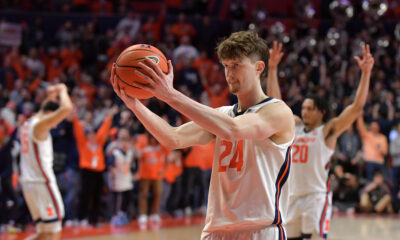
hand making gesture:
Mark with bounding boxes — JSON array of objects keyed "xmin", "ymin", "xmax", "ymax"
[
  {"xmin": 354, "ymin": 44, "xmax": 374, "ymax": 73},
  {"xmin": 268, "ymin": 41, "xmax": 284, "ymax": 69}
]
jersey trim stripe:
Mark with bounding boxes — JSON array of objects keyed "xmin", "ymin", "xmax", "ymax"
[
  {"xmin": 319, "ymin": 178, "xmax": 331, "ymax": 239},
  {"xmin": 33, "ymin": 143, "xmax": 62, "ymax": 222},
  {"xmin": 272, "ymin": 145, "xmax": 292, "ymax": 225},
  {"xmin": 277, "ymin": 224, "xmax": 286, "ymax": 240}
]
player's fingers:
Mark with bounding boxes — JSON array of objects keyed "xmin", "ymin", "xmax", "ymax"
[
  {"xmin": 273, "ymin": 41, "xmax": 277, "ymax": 50},
  {"xmin": 115, "ymin": 76, "xmax": 124, "ymax": 97},
  {"xmin": 129, "ymin": 76, "xmax": 152, "ymax": 91},
  {"xmin": 278, "ymin": 43, "xmax": 283, "ymax": 52},
  {"xmin": 354, "ymin": 56, "xmax": 361, "ymax": 65},
  {"xmin": 110, "ymin": 63, "xmax": 116, "ymax": 85},
  {"xmin": 137, "ymin": 62, "xmax": 159, "ymax": 83},
  {"xmin": 143, "ymin": 58, "xmax": 164, "ymax": 78},
  {"xmin": 362, "ymin": 44, "xmax": 367, "ymax": 57},
  {"xmin": 134, "ymin": 69, "xmax": 156, "ymax": 87},
  {"xmin": 366, "ymin": 44, "xmax": 370, "ymax": 54},
  {"xmin": 167, "ymin": 60, "xmax": 174, "ymax": 77}
]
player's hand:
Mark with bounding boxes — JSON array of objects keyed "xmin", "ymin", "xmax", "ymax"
[
  {"xmin": 134, "ymin": 59, "xmax": 175, "ymax": 102},
  {"xmin": 354, "ymin": 44, "xmax": 374, "ymax": 73},
  {"xmin": 268, "ymin": 41, "xmax": 284, "ymax": 69},
  {"xmin": 110, "ymin": 63, "xmax": 138, "ymax": 107}
]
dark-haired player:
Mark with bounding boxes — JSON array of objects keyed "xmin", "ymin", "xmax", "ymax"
[
  {"xmin": 267, "ymin": 43, "xmax": 374, "ymax": 240},
  {"xmin": 20, "ymin": 84, "xmax": 73, "ymax": 240}
]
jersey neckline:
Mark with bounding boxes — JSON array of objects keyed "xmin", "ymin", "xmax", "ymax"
[{"xmin": 233, "ymin": 97, "xmax": 273, "ymax": 117}]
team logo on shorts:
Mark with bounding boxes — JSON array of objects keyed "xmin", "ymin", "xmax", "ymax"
[{"xmin": 47, "ymin": 205, "xmax": 54, "ymax": 217}]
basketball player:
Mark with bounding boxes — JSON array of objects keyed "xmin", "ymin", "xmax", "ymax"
[
  {"xmin": 20, "ymin": 84, "xmax": 73, "ymax": 240},
  {"xmin": 266, "ymin": 42, "xmax": 374, "ymax": 240},
  {"xmin": 111, "ymin": 31, "xmax": 295, "ymax": 239}
]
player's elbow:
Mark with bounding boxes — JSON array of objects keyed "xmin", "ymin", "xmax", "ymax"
[
  {"xmin": 60, "ymin": 105, "xmax": 73, "ymax": 115},
  {"xmin": 219, "ymin": 123, "xmax": 241, "ymax": 141},
  {"xmin": 352, "ymin": 104, "xmax": 364, "ymax": 113}
]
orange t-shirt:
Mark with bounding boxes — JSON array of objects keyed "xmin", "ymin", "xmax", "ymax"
[
  {"xmin": 200, "ymin": 142, "xmax": 215, "ymax": 170},
  {"xmin": 139, "ymin": 144, "xmax": 169, "ymax": 180},
  {"xmin": 164, "ymin": 160, "xmax": 183, "ymax": 183},
  {"xmin": 204, "ymin": 85, "xmax": 230, "ymax": 108},
  {"xmin": 185, "ymin": 143, "xmax": 215, "ymax": 168},
  {"xmin": 73, "ymin": 116, "xmax": 112, "ymax": 172},
  {"xmin": 171, "ymin": 23, "xmax": 196, "ymax": 40},
  {"xmin": 361, "ymin": 132, "xmax": 388, "ymax": 164}
]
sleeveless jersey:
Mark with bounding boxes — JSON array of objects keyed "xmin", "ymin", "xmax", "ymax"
[
  {"xmin": 289, "ymin": 124, "xmax": 334, "ymax": 197},
  {"xmin": 20, "ymin": 117, "xmax": 56, "ymax": 183},
  {"xmin": 203, "ymin": 98, "xmax": 293, "ymax": 232}
]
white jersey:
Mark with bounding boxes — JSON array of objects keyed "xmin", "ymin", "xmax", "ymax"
[
  {"xmin": 20, "ymin": 116, "xmax": 56, "ymax": 183},
  {"xmin": 289, "ymin": 124, "xmax": 334, "ymax": 197},
  {"xmin": 109, "ymin": 147, "xmax": 135, "ymax": 192},
  {"xmin": 203, "ymin": 98, "xmax": 293, "ymax": 234}
]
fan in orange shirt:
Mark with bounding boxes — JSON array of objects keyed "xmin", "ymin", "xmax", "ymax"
[
  {"xmin": 171, "ymin": 13, "xmax": 196, "ymax": 41},
  {"xmin": 182, "ymin": 142, "xmax": 215, "ymax": 216},
  {"xmin": 161, "ymin": 150, "xmax": 183, "ymax": 214},
  {"xmin": 137, "ymin": 132, "xmax": 170, "ymax": 229}
]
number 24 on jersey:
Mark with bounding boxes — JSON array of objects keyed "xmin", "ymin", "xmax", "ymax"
[{"xmin": 218, "ymin": 140, "xmax": 244, "ymax": 172}]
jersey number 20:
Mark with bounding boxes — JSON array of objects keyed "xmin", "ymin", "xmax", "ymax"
[
  {"xmin": 292, "ymin": 144, "xmax": 308, "ymax": 163},
  {"xmin": 218, "ymin": 140, "xmax": 243, "ymax": 172}
]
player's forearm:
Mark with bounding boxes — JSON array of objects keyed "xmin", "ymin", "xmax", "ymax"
[
  {"xmin": 59, "ymin": 89, "xmax": 73, "ymax": 113},
  {"xmin": 165, "ymin": 89, "xmax": 238, "ymax": 140},
  {"xmin": 351, "ymin": 70, "xmax": 371, "ymax": 111},
  {"xmin": 128, "ymin": 100, "xmax": 182, "ymax": 149},
  {"xmin": 266, "ymin": 67, "xmax": 282, "ymax": 99}
]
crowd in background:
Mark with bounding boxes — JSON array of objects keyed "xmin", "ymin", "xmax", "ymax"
[{"xmin": 1, "ymin": 0, "xmax": 400, "ymax": 231}]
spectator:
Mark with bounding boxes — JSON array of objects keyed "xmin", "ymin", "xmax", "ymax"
[
  {"xmin": 171, "ymin": 13, "xmax": 196, "ymax": 41},
  {"xmin": 73, "ymin": 106, "xmax": 117, "ymax": 226},
  {"xmin": 357, "ymin": 116, "xmax": 388, "ymax": 181},
  {"xmin": 0, "ymin": 129, "xmax": 20, "ymax": 229},
  {"xmin": 332, "ymin": 165, "xmax": 359, "ymax": 214},
  {"xmin": 336, "ymin": 125, "xmax": 361, "ymax": 174},
  {"xmin": 173, "ymin": 36, "xmax": 199, "ymax": 65},
  {"xmin": 161, "ymin": 150, "xmax": 183, "ymax": 215},
  {"xmin": 116, "ymin": 11, "xmax": 141, "ymax": 41},
  {"xmin": 107, "ymin": 128, "xmax": 136, "ymax": 226},
  {"xmin": 389, "ymin": 121, "xmax": 400, "ymax": 211},
  {"xmin": 137, "ymin": 132, "xmax": 169, "ymax": 229},
  {"xmin": 359, "ymin": 171, "xmax": 392, "ymax": 213}
]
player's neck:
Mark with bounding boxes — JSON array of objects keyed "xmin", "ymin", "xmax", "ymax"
[
  {"xmin": 304, "ymin": 121, "xmax": 323, "ymax": 132},
  {"xmin": 236, "ymin": 87, "xmax": 266, "ymax": 112}
]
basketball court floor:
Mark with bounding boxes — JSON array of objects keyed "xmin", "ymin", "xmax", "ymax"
[{"xmin": 1, "ymin": 214, "xmax": 400, "ymax": 240}]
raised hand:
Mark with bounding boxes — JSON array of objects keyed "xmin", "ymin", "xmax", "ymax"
[
  {"xmin": 268, "ymin": 41, "xmax": 284, "ymax": 68},
  {"xmin": 354, "ymin": 44, "xmax": 374, "ymax": 73}
]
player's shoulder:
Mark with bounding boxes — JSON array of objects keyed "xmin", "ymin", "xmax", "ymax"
[{"xmin": 258, "ymin": 98, "xmax": 293, "ymax": 117}]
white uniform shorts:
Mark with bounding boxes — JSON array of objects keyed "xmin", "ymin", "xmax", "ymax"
[
  {"xmin": 21, "ymin": 181, "xmax": 64, "ymax": 233},
  {"xmin": 286, "ymin": 192, "xmax": 332, "ymax": 240},
  {"xmin": 201, "ymin": 224, "xmax": 287, "ymax": 240}
]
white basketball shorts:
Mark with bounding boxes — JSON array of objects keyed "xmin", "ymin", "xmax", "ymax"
[{"xmin": 21, "ymin": 181, "xmax": 64, "ymax": 233}]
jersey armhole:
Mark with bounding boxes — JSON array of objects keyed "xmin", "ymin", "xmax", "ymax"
[{"xmin": 30, "ymin": 121, "xmax": 48, "ymax": 144}]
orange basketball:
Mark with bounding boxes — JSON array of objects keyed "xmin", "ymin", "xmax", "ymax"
[{"xmin": 115, "ymin": 44, "xmax": 168, "ymax": 99}]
